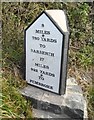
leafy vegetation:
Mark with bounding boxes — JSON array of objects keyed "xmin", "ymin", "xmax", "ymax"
[
  {"xmin": 1, "ymin": 76, "xmax": 32, "ymax": 119},
  {"xmin": 1, "ymin": 2, "xmax": 93, "ymax": 119},
  {"xmin": 1, "ymin": 58, "xmax": 32, "ymax": 118}
]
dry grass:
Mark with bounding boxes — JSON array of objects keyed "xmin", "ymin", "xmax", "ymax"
[{"xmin": 1, "ymin": 65, "xmax": 33, "ymax": 119}]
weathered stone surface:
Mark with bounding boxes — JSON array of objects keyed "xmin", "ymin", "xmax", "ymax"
[
  {"xmin": 32, "ymin": 108, "xmax": 70, "ymax": 119},
  {"xmin": 20, "ymin": 78, "xmax": 87, "ymax": 119}
]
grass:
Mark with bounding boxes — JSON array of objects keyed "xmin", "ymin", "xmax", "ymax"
[
  {"xmin": 1, "ymin": 2, "xmax": 93, "ymax": 119},
  {"xmin": 1, "ymin": 65, "xmax": 33, "ymax": 119},
  {"xmin": 88, "ymin": 85, "xmax": 94, "ymax": 120}
]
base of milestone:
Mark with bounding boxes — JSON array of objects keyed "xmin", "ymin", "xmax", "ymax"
[{"xmin": 20, "ymin": 78, "xmax": 87, "ymax": 119}]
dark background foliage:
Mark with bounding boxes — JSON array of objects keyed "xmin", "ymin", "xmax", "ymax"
[{"xmin": 2, "ymin": 2, "xmax": 93, "ymax": 69}]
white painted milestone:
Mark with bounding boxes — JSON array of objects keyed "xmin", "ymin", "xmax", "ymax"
[{"xmin": 25, "ymin": 10, "xmax": 69, "ymax": 94}]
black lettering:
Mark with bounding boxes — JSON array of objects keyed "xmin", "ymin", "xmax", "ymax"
[
  {"xmin": 30, "ymin": 79, "xmax": 53, "ymax": 90},
  {"xmin": 35, "ymin": 81, "xmax": 39, "ymax": 85},
  {"xmin": 41, "ymin": 37, "xmax": 57, "ymax": 43},
  {"xmin": 30, "ymin": 79, "xmax": 34, "ymax": 83},
  {"xmin": 40, "ymin": 70, "xmax": 55, "ymax": 77},
  {"xmin": 36, "ymin": 30, "xmax": 40, "ymax": 33},
  {"xmin": 31, "ymin": 67, "xmax": 38, "ymax": 72},
  {"xmin": 40, "ymin": 57, "xmax": 44, "ymax": 61},
  {"xmin": 31, "ymin": 49, "xmax": 54, "ymax": 57},
  {"xmin": 35, "ymin": 63, "xmax": 49, "ymax": 69},
  {"xmin": 35, "ymin": 29, "xmax": 50, "ymax": 35},
  {"xmin": 32, "ymin": 36, "xmax": 40, "ymax": 40},
  {"xmin": 39, "ymin": 74, "xmax": 44, "ymax": 80},
  {"xmin": 40, "ymin": 44, "xmax": 46, "ymax": 48},
  {"xmin": 44, "ymin": 31, "xmax": 50, "ymax": 34}
]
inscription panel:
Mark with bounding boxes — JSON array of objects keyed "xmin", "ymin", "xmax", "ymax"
[{"xmin": 26, "ymin": 13, "xmax": 63, "ymax": 94}]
